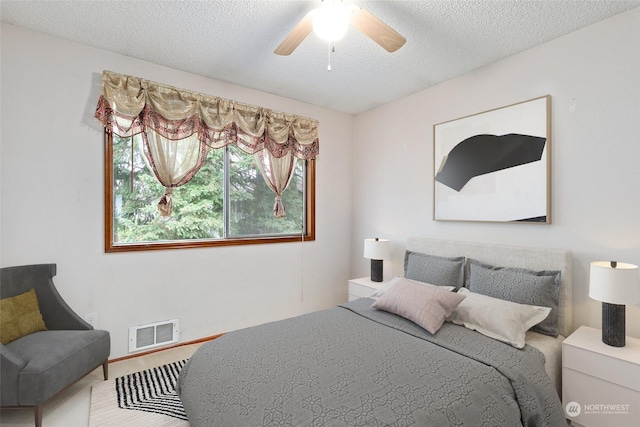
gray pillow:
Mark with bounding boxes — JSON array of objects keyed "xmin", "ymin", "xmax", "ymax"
[
  {"xmin": 404, "ymin": 251, "xmax": 465, "ymax": 288},
  {"xmin": 467, "ymin": 259, "xmax": 561, "ymax": 337}
]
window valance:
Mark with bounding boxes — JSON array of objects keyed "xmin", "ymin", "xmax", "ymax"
[
  {"xmin": 94, "ymin": 70, "xmax": 319, "ymax": 160},
  {"xmin": 94, "ymin": 70, "xmax": 319, "ymax": 218}
]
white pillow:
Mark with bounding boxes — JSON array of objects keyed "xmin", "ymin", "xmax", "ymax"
[
  {"xmin": 447, "ymin": 288, "xmax": 551, "ymax": 349},
  {"xmin": 372, "ymin": 278, "xmax": 466, "ymax": 334},
  {"xmin": 369, "ymin": 276, "xmax": 454, "ymax": 299}
]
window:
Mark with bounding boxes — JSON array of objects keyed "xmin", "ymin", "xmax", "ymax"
[
  {"xmin": 95, "ymin": 71, "xmax": 319, "ymax": 252},
  {"xmin": 104, "ymin": 131, "xmax": 315, "ymax": 252}
]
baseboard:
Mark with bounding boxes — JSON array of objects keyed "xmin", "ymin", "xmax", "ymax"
[{"xmin": 108, "ymin": 333, "xmax": 223, "ymax": 364}]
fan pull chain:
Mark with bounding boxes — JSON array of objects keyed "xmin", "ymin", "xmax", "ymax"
[{"xmin": 327, "ymin": 42, "xmax": 336, "ymax": 71}]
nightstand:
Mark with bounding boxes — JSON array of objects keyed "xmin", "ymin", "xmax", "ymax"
[
  {"xmin": 348, "ymin": 277, "xmax": 386, "ymax": 301},
  {"xmin": 562, "ymin": 325, "xmax": 640, "ymax": 427}
]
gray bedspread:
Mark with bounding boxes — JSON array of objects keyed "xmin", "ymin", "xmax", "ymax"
[{"xmin": 177, "ymin": 298, "xmax": 565, "ymax": 426}]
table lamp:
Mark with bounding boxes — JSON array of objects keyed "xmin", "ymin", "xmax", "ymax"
[
  {"xmin": 364, "ymin": 238, "xmax": 390, "ymax": 282},
  {"xmin": 589, "ymin": 261, "xmax": 640, "ymax": 347}
]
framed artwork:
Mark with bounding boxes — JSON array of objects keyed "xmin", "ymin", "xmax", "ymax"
[{"xmin": 433, "ymin": 95, "xmax": 551, "ymax": 223}]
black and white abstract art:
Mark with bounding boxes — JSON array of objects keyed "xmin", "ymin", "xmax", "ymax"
[{"xmin": 433, "ymin": 96, "xmax": 551, "ymax": 223}]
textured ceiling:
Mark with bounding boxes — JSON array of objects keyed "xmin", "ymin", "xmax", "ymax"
[{"xmin": 2, "ymin": 0, "xmax": 639, "ymax": 114}]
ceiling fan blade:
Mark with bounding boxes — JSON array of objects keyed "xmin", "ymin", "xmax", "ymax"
[
  {"xmin": 348, "ymin": 5, "xmax": 406, "ymax": 53},
  {"xmin": 274, "ymin": 11, "xmax": 314, "ymax": 56}
]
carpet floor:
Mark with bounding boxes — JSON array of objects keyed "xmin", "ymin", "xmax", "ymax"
[{"xmin": 1, "ymin": 343, "xmax": 201, "ymax": 426}]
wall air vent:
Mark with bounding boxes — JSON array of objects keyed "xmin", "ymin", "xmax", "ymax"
[{"xmin": 128, "ymin": 319, "xmax": 179, "ymax": 353}]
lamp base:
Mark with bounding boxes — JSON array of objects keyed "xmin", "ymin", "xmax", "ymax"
[
  {"xmin": 370, "ymin": 259, "xmax": 383, "ymax": 282},
  {"xmin": 602, "ymin": 302, "xmax": 625, "ymax": 347}
]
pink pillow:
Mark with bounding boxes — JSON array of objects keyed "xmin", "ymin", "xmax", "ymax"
[{"xmin": 372, "ymin": 278, "xmax": 466, "ymax": 334}]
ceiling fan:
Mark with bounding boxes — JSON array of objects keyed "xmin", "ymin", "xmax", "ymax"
[{"xmin": 274, "ymin": 0, "xmax": 406, "ymax": 56}]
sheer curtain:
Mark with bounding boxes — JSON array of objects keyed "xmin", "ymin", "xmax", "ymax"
[
  {"xmin": 142, "ymin": 130, "xmax": 209, "ymax": 216},
  {"xmin": 255, "ymin": 150, "xmax": 297, "ymax": 218},
  {"xmin": 94, "ymin": 70, "xmax": 319, "ymax": 216}
]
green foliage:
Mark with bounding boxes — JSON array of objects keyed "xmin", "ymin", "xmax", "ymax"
[
  {"xmin": 228, "ymin": 146, "xmax": 304, "ymax": 236},
  {"xmin": 112, "ymin": 135, "xmax": 304, "ymax": 244}
]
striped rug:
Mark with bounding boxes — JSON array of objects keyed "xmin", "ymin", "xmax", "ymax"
[{"xmin": 90, "ymin": 359, "xmax": 189, "ymax": 426}]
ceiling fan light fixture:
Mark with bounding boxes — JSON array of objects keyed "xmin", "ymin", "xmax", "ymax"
[
  {"xmin": 273, "ymin": 1, "xmax": 405, "ymax": 56},
  {"xmin": 312, "ymin": 3, "xmax": 348, "ymax": 42}
]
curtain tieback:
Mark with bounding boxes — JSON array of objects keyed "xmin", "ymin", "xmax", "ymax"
[
  {"xmin": 273, "ymin": 195, "xmax": 286, "ymax": 218},
  {"xmin": 158, "ymin": 187, "xmax": 175, "ymax": 217}
]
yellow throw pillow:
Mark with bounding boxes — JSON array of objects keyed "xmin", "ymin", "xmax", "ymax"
[{"xmin": 0, "ymin": 288, "xmax": 47, "ymax": 345}]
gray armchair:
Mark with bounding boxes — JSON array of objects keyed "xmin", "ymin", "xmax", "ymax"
[{"xmin": 1, "ymin": 264, "xmax": 110, "ymax": 427}]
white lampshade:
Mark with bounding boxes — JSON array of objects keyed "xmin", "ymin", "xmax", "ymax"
[
  {"xmin": 363, "ymin": 238, "xmax": 390, "ymax": 260},
  {"xmin": 589, "ymin": 261, "xmax": 640, "ymax": 305}
]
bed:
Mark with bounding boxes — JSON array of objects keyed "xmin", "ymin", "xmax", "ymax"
[{"xmin": 177, "ymin": 238, "xmax": 572, "ymax": 426}]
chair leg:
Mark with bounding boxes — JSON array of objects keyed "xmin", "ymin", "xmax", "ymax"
[
  {"xmin": 103, "ymin": 360, "xmax": 109, "ymax": 380},
  {"xmin": 34, "ymin": 404, "xmax": 43, "ymax": 427}
]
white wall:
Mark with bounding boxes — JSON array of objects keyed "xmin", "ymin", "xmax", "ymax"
[
  {"xmin": 2, "ymin": 7, "xmax": 639, "ymax": 359},
  {"xmin": 0, "ymin": 24, "xmax": 354, "ymax": 358},
  {"xmin": 352, "ymin": 8, "xmax": 640, "ymax": 338}
]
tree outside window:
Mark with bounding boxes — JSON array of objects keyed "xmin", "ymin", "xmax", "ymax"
[{"xmin": 106, "ymin": 132, "xmax": 314, "ymax": 252}]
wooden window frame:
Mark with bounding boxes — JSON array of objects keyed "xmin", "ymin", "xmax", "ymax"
[{"xmin": 103, "ymin": 130, "xmax": 315, "ymax": 253}]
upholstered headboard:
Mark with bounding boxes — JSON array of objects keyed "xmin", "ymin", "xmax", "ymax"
[{"xmin": 406, "ymin": 237, "xmax": 574, "ymax": 338}]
